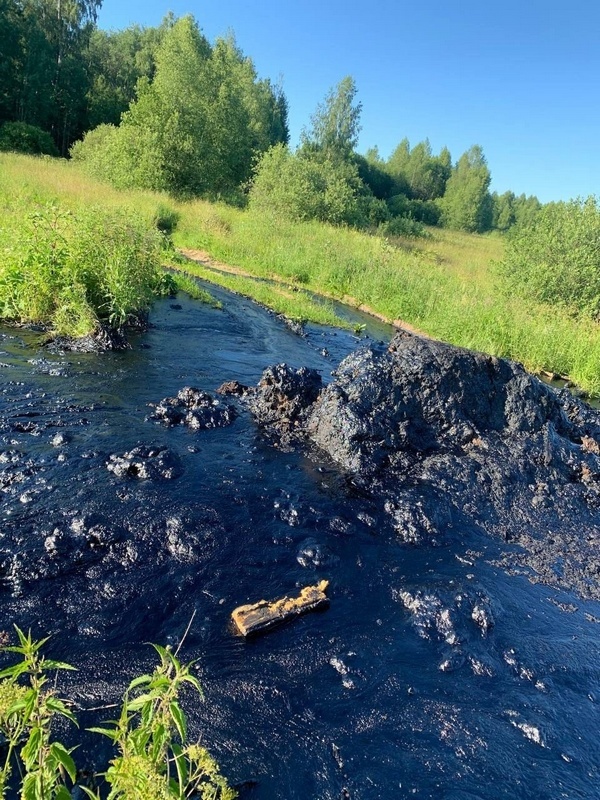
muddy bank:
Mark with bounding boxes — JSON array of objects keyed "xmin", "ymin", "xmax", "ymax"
[{"xmin": 249, "ymin": 331, "xmax": 600, "ymax": 599}]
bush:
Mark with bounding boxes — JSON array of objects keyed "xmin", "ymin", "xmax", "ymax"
[
  {"xmin": 356, "ymin": 195, "xmax": 391, "ymax": 228},
  {"xmin": 70, "ymin": 124, "xmax": 161, "ymax": 191},
  {"xmin": 69, "ymin": 124, "xmax": 117, "ymax": 169},
  {"xmin": 500, "ymin": 196, "xmax": 600, "ymax": 319},
  {"xmin": 0, "ymin": 122, "xmax": 59, "ymax": 157},
  {"xmin": 154, "ymin": 203, "xmax": 181, "ymax": 235},
  {"xmin": 0, "ymin": 202, "xmax": 164, "ymax": 335},
  {"xmin": 387, "ymin": 194, "xmax": 440, "ymax": 226},
  {"xmin": 249, "ymin": 144, "xmax": 363, "ymax": 226},
  {"xmin": 379, "ymin": 215, "xmax": 425, "ymax": 238}
]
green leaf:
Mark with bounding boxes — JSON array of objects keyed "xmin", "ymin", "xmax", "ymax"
[
  {"xmin": 13, "ymin": 626, "xmax": 30, "ymax": 648},
  {"xmin": 55, "ymin": 785, "xmax": 73, "ymax": 800},
  {"xmin": 42, "ymin": 660, "xmax": 77, "ymax": 672},
  {"xmin": 87, "ymin": 726, "xmax": 119, "ymax": 741},
  {"xmin": 127, "ymin": 673, "xmax": 153, "ymax": 691},
  {"xmin": 20, "ymin": 726, "xmax": 41, "ymax": 768},
  {"xmin": 23, "ymin": 690, "xmax": 36, "ymax": 720},
  {"xmin": 0, "ymin": 662, "xmax": 29, "ymax": 680},
  {"xmin": 150, "ymin": 643, "xmax": 170, "ymax": 663},
  {"xmin": 172, "ymin": 743, "xmax": 188, "ymax": 790},
  {"xmin": 45, "ymin": 696, "xmax": 78, "ymax": 724},
  {"xmin": 169, "ymin": 701, "xmax": 186, "ymax": 742},
  {"xmin": 21, "ymin": 772, "xmax": 37, "ymax": 800},
  {"xmin": 151, "ymin": 722, "xmax": 166, "ymax": 761},
  {"xmin": 148, "ymin": 675, "xmax": 170, "ymax": 690},
  {"xmin": 181, "ymin": 673, "xmax": 204, "ymax": 697},
  {"xmin": 29, "ymin": 635, "xmax": 51, "ymax": 653},
  {"xmin": 79, "ymin": 787, "xmax": 101, "ymax": 800},
  {"xmin": 50, "ymin": 741, "xmax": 77, "ymax": 782},
  {"xmin": 168, "ymin": 651, "xmax": 182, "ymax": 673},
  {"xmin": 5, "ymin": 697, "xmax": 27, "ymax": 716},
  {"xmin": 126, "ymin": 692, "xmax": 155, "ymax": 711}
]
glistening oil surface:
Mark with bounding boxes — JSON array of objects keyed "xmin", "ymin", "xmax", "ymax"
[{"xmin": 1, "ymin": 285, "xmax": 599, "ymax": 799}]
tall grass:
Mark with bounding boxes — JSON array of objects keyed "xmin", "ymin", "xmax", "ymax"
[
  {"xmin": 0, "ymin": 154, "xmax": 185, "ymax": 336},
  {"xmin": 173, "ymin": 258, "xmax": 351, "ymax": 327},
  {"xmin": 0, "ymin": 153, "xmax": 175, "ymax": 224}
]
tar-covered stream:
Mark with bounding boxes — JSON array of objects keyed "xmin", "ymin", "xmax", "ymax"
[{"xmin": 1, "ymin": 285, "xmax": 600, "ymax": 800}]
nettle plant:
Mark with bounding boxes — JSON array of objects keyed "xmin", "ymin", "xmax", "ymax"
[
  {"xmin": 0, "ymin": 628, "xmax": 235, "ymax": 800},
  {"xmin": 0, "ymin": 627, "xmax": 78, "ymax": 800}
]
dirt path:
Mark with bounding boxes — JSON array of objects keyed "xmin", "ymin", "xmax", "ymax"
[{"xmin": 179, "ymin": 248, "xmax": 258, "ymax": 279}]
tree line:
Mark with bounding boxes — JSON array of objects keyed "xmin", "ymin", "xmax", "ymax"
[
  {"xmin": 0, "ymin": 3, "xmax": 541, "ymax": 234},
  {"xmin": 250, "ymin": 75, "xmax": 541, "ymax": 235},
  {"xmin": 0, "ymin": 3, "xmax": 288, "ymax": 167}
]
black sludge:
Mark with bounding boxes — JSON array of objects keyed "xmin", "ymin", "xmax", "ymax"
[
  {"xmin": 1, "ymin": 296, "xmax": 600, "ymax": 800},
  {"xmin": 253, "ymin": 330, "xmax": 600, "ymax": 598}
]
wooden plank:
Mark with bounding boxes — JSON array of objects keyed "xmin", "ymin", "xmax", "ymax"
[{"xmin": 231, "ymin": 580, "xmax": 330, "ymax": 636}]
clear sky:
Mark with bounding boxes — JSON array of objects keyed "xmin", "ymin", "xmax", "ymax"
[{"xmin": 97, "ymin": 0, "xmax": 598, "ymax": 203}]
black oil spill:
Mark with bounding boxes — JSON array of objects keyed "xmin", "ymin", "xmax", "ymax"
[{"xmin": 1, "ymin": 287, "xmax": 599, "ymax": 800}]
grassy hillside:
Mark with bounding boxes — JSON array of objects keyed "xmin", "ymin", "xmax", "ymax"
[{"xmin": 2, "ymin": 154, "xmax": 600, "ymax": 394}]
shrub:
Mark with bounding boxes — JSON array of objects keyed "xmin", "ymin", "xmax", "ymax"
[
  {"xmin": 249, "ymin": 144, "xmax": 362, "ymax": 226},
  {"xmin": 387, "ymin": 194, "xmax": 440, "ymax": 226},
  {"xmin": 379, "ymin": 215, "xmax": 425, "ymax": 238},
  {"xmin": 69, "ymin": 124, "xmax": 160, "ymax": 191},
  {"xmin": 0, "ymin": 202, "xmax": 164, "ymax": 335},
  {"xmin": 153, "ymin": 203, "xmax": 181, "ymax": 235},
  {"xmin": 0, "ymin": 122, "xmax": 59, "ymax": 157},
  {"xmin": 356, "ymin": 195, "xmax": 391, "ymax": 228},
  {"xmin": 500, "ymin": 196, "xmax": 600, "ymax": 319},
  {"xmin": 69, "ymin": 124, "xmax": 118, "ymax": 172}
]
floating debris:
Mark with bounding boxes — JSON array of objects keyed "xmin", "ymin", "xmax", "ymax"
[{"xmin": 231, "ymin": 580, "xmax": 330, "ymax": 636}]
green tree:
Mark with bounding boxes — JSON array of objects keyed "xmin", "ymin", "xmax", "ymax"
[
  {"xmin": 438, "ymin": 145, "xmax": 493, "ymax": 232},
  {"xmin": 0, "ymin": 0, "xmax": 23, "ymax": 123},
  {"xmin": 251, "ymin": 77, "xmax": 371, "ymax": 227},
  {"xmin": 407, "ymin": 140, "xmax": 449, "ymax": 200},
  {"xmin": 492, "ymin": 190, "xmax": 516, "ymax": 231},
  {"xmin": 74, "ymin": 15, "xmax": 287, "ymax": 198},
  {"xmin": 387, "ymin": 137, "xmax": 411, "ymax": 177},
  {"xmin": 84, "ymin": 22, "xmax": 168, "ymax": 129},
  {"xmin": 354, "ymin": 152, "xmax": 395, "ymax": 200},
  {"xmin": 513, "ymin": 193, "xmax": 542, "ymax": 228},
  {"xmin": 301, "ymin": 75, "xmax": 362, "ymax": 161},
  {"xmin": 205, "ymin": 35, "xmax": 263, "ymax": 193},
  {"xmin": 439, "ymin": 145, "xmax": 452, "ymax": 176},
  {"xmin": 76, "ymin": 16, "xmax": 212, "ymax": 193},
  {"xmin": 249, "ymin": 143, "xmax": 363, "ymax": 225},
  {"xmin": 34, "ymin": 0, "xmax": 99, "ymax": 152},
  {"xmin": 0, "ymin": 0, "xmax": 101, "ymax": 153},
  {"xmin": 386, "ymin": 138, "xmax": 451, "ymax": 201}
]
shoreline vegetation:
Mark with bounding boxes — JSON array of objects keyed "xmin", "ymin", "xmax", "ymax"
[
  {"xmin": 170, "ymin": 195, "xmax": 600, "ymax": 399},
  {"xmin": 2, "ymin": 153, "xmax": 600, "ymax": 395}
]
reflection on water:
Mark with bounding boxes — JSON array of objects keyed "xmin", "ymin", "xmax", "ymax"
[{"xmin": 1, "ymin": 286, "xmax": 600, "ymax": 799}]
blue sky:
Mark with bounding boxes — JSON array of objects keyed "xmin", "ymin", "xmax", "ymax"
[{"xmin": 97, "ymin": 0, "xmax": 598, "ymax": 203}]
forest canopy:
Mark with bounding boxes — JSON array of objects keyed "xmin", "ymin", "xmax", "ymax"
[{"xmin": 0, "ymin": 2, "xmax": 541, "ymax": 233}]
